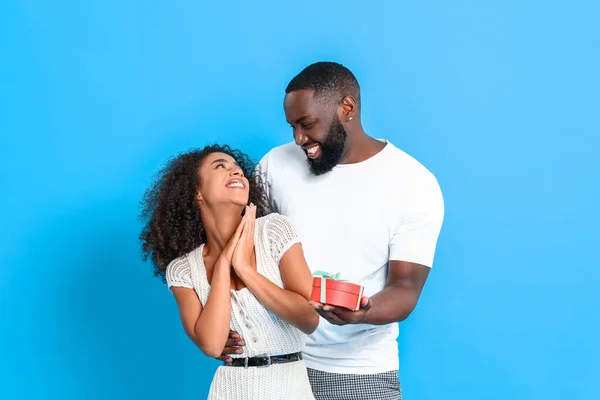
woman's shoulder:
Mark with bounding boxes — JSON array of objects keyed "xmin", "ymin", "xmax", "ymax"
[
  {"xmin": 257, "ymin": 212, "xmax": 294, "ymax": 225},
  {"xmin": 165, "ymin": 244, "xmax": 205, "ymax": 289},
  {"xmin": 165, "ymin": 255, "xmax": 192, "ymax": 289},
  {"xmin": 165, "ymin": 245, "xmax": 204, "ymax": 274},
  {"xmin": 256, "ymin": 213, "xmax": 300, "ymax": 260},
  {"xmin": 256, "ymin": 212, "xmax": 296, "ymax": 235}
]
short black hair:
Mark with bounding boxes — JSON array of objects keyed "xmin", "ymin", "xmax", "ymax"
[{"xmin": 285, "ymin": 61, "xmax": 360, "ymax": 107}]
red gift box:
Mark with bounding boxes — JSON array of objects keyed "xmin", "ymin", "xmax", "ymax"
[{"xmin": 310, "ymin": 276, "xmax": 364, "ymax": 311}]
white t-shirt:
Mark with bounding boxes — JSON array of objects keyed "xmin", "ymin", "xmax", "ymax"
[{"xmin": 257, "ymin": 139, "xmax": 444, "ymax": 374}]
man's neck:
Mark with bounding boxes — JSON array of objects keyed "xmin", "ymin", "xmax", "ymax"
[{"xmin": 339, "ymin": 129, "xmax": 386, "ymax": 165}]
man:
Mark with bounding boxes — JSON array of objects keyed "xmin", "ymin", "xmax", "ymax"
[{"xmin": 221, "ymin": 62, "xmax": 444, "ymax": 399}]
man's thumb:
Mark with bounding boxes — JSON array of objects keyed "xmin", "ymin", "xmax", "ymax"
[{"xmin": 360, "ymin": 296, "xmax": 372, "ymax": 311}]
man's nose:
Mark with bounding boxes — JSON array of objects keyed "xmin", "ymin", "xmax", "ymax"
[{"xmin": 294, "ymin": 130, "xmax": 308, "ymax": 146}]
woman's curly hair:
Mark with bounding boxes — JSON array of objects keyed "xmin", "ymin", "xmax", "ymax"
[{"xmin": 139, "ymin": 144, "xmax": 271, "ymax": 281}]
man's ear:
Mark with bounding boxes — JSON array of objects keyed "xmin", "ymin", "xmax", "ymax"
[{"xmin": 340, "ymin": 95, "xmax": 357, "ymax": 121}]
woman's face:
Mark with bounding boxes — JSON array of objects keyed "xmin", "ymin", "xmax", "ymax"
[{"xmin": 197, "ymin": 152, "xmax": 250, "ymax": 208}]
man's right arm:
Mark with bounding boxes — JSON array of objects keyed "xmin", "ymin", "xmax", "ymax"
[{"xmin": 215, "ymin": 331, "xmax": 246, "ymax": 363}]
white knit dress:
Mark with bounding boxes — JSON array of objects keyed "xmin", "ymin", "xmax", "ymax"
[{"xmin": 165, "ymin": 213, "xmax": 316, "ymax": 400}]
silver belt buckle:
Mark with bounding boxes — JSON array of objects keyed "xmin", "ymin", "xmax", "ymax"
[
  {"xmin": 243, "ymin": 357, "xmax": 249, "ymax": 369},
  {"xmin": 257, "ymin": 355, "xmax": 271, "ymax": 368}
]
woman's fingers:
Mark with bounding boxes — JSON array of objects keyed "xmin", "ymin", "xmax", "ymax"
[
  {"xmin": 243, "ymin": 204, "xmax": 252, "ymax": 241},
  {"xmin": 229, "ymin": 207, "xmax": 248, "ymax": 247},
  {"xmin": 249, "ymin": 204, "xmax": 256, "ymax": 243}
]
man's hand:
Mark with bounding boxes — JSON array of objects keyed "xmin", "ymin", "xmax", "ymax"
[
  {"xmin": 215, "ymin": 331, "xmax": 246, "ymax": 363},
  {"xmin": 308, "ymin": 296, "xmax": 372, "ymax": 325}
]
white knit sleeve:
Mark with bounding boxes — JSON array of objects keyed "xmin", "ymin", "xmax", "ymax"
[
  {"xmin": 165, "ymin": 257, "xmax": 194, "ymax": 289},
  {"xmin": 267, "ymin": 214, "xmax": 301, "ymax": 264}
]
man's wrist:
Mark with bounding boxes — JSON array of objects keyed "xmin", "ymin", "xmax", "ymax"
[
  {"xmin": 354, "ymin": 298, "xmax": 374, "ymax": 324},
  {"xmin": 352, "ymin": 310, "xmax": 370, "ymax": 324}
]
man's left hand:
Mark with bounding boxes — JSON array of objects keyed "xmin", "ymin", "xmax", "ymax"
[{"xmin": 308, "ymin": 296, "xmax": 372, "ymax": 325}]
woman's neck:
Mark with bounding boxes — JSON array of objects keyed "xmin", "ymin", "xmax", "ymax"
[{"xmin": 201, "ymin": 206, "xmax": 244, "ymax": 256}]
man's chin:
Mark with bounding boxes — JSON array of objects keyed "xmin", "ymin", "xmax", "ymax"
[{"xmin": 307, "ymin": 158, "xmax": 335, "ymax": 176}]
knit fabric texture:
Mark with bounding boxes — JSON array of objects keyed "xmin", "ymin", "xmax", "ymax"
[{"xmin": 166, "ymin": 213, "xmax": 315, "ymax": 400}]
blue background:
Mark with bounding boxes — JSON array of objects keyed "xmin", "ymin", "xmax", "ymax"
[{"xmin": 1, "ymin": 1, "xmax": 599, "ymax": 399}]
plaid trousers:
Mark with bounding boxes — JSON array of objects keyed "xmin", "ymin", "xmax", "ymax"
[{"xmin": 307, "ymin": 368, "xmax": 402, "ymax": 400}]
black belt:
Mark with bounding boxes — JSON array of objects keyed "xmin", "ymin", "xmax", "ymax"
[{"xmin": 224, "ymin": 352, "xmax": 302, "ymax": 368}]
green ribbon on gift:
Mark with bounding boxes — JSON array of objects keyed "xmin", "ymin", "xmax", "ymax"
[
  {"xmin": 313, "ymin": 270, "xmax": 342, "ymax": 280},
  {"xmin": 313, "ymin": 270, "xmax": 350, "ymax": 304},
  {"xmin": 313, "ymin": 270, "xmax": 363, "ymax": 310}
]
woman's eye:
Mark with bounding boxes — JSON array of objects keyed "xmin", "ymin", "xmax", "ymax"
[{"xmin": 216, "ymin": 163, "xmax": 225, "ymax": 169}]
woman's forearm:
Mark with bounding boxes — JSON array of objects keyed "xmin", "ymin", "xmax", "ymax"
[
  {"xmin": 236, "ymin": 267, "xmax": 319, "ymax": 334},
  {"xmin": 193, "ymin": 260, "xmax": 232, "ymax": 357}
]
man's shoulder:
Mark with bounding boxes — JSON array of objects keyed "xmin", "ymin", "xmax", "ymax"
[
  {"xmin": 379, "ymin": 140, "xmax": 442, "ymax": 200},
  {"xmin": 259, "ymin": 142, "xmax": 305, "ymax": 173},
  {"xmin": 262, "ymin": 141, "xmax": 302, "ymax": 161},
  {"xmin": 384, "ymin": 140, "xmax": 438, "ymax": 180}
]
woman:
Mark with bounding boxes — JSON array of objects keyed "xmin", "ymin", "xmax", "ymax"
[{"xmin": 140, "ymin": 144, "xmax": 318, "ymax": 399}]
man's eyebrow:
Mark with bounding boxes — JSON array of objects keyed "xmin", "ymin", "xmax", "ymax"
[{"xmin": 295, "ymin": 115, "xmax": 312, "ymax": 124}]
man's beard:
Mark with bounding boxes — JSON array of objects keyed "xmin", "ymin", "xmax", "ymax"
[{"xmin": 307, "ymin": 116, "xmax": 347, "ymax": 176}]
